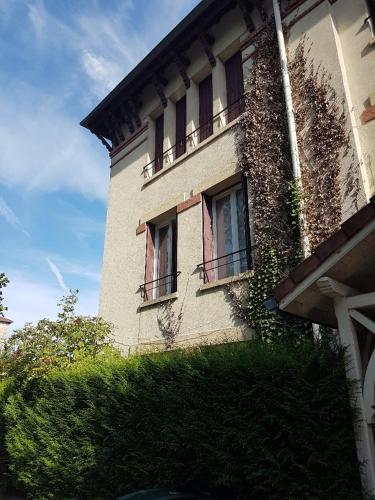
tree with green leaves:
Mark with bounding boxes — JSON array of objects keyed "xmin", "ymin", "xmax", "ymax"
[
  {"xmin": 0, "ymin": 289, "xmax": 115, "ymax": 380},
  {"xmin": 0, "ymin": 273, "xmax": 9, "ymax": 318}
]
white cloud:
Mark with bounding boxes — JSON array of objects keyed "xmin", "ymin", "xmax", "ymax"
[
  {"xmin": 0, "ymin": 83, "xmax": 109, "ymax": 201},
  {"xmin": 0, "ymin": 197, "xmax": 31, "ymax": 238},
  {"xmin": 27, "ymin": 0, "xmax": 47, "ymax": 44},
  {"xmin": 46, "ymin": 258, "xmax": 68, "ymax": 293},
  {"xmin": 82, "ymin": 51, "xmax": 124, "ymax": 98}
]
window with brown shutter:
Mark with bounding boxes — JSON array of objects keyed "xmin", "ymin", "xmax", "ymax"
[
  {"xmin": 175, "ymin": 96, "xmax": 186, "ymax": 159},
  {"xmin": 199, "ymin": 75, "xmax": 213, "ymax": 142},
  {"xmin": 202, "ymin": 194, "xmax": 214, "ymax": 283},
  {"xmin": 225, "ymin": 52, "xmax": 244, "ymax": 123},
  {"xmin": 201, "ymin": 178, "xmax": 251, "ymax": 283},
  {"xmin": 143, "ymin": 217, "xmax": 177, "ymax": 301},
  {"xmin": 144, "ymin": 223, "xmax": 155, "ymax": 301},
  {"xmin": 154, "ymin": 113, "xmax": 164, "ymax": 173}
]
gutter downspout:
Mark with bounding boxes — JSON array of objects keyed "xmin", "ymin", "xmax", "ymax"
[{"xmin": 272, "ymin": 0, "xmax": 309, "ymax": 257}]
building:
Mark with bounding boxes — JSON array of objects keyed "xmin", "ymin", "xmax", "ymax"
[
  {"xmin": 81, "ymin": 0, "xmax": 375, "ymax": 353},
  {"xmin": 0, "ymin": 317, "xmax": 12, "ymax": 345}
]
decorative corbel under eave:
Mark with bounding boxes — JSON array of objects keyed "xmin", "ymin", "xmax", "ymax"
[
  {"xmin": 238, "ymin": 0, "xmax": 255, "ymax": 32},
  {"xmin": 254, "ymin": 0, "xmax": 267, "ymax": 21},
  {"xmin": 198, "ymin": 31, "xmax": 216, "ymax": 67},
  {"xmin": 118, "ymin": 102, "xmax": 135, "ymax": 134},
  {"xmin": 93, "ymin": 131, "xmax": 112, "ymax": 153},
  {"xmin": 173, "ymin": 53, "xmax": 191, "ymax": 89},
  {"xmin": 109, "ymin": 111, "xmax": 125, "ymax": 143},
  {"xmin": 127, "ymin": 98, "xmax": 142, "ymax": 128},
  {"xmin": 152, "ymin": 74, "xmax": 168, "ymax": 108}
]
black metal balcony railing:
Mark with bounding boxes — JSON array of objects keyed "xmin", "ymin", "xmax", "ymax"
[
  {"xmin": 140, "ymin": 271, "xmax": 180, "ymax": 301},
  {"xmin": 143, "ymin": 95, "xmax": 245, "ymax": 178},
  {"xmin": 197, "ymin": 247, "xmax": 252, "ymax": 283}
]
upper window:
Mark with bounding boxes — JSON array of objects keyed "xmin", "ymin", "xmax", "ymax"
[
  {"xmin": 143, "ymin": 217, "xmax": 177, "ymax": 301},
  {"xmin": 225, "ymin": 52, "xmax": 244, "ymax": 123},
  {"xmin": 154, "ymin": 113, "xmax": 164, "ymax": 173},
  {"xmin": 199, "ymin": 74, "xmax": 213, "ymax": 142},
  {"xmin": 202, "ymin": 181, "xmax": 250, "ymax": 283},
  {"xmin": 175, "ymin": 96, "xmax": 187, "ymax": 159}
]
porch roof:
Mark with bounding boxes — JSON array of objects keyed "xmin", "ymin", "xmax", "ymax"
[{"xmin": 272, "ymin": 197, "xmax": 375, "ymax": 327}]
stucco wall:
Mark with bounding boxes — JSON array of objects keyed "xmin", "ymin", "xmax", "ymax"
[{"xmin": 99, "ymin": 0, "xmax": 374, "ymax": 351}]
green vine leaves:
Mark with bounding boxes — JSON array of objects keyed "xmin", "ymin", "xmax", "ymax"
[{"xmin": 230, "ymin": 23, "xmax": 356, "ymax": 341}]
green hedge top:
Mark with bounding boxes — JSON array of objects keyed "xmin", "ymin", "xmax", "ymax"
[{"xmin": 1, "ymin": 341, "xmax": 362, "ymax": 499}]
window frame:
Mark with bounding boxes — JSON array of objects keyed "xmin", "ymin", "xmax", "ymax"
[
  {"xmin": 153, "ymin": 219, "xmax": 174, "ymax": 299},
  {"xmin": 211, "ymin": 183, "xmax": 247, "ymax": 280}
]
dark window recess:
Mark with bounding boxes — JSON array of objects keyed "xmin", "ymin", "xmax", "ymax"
[
  {"xmin": 199, "ymin": 75, "xmax": 213, "ymax": 142},
  {"xmin": 154, "ymin": 113, "xmax": 164, "ymax": 173},
  {"xmin": 175, "ymin": 96, "xmax": 187, "ymax": 159},
  {"xmin": 144, "ymin": 223, "xmax": 156, "ymax": 301},
  {"xmin": 142, "ymin": 218, "xmax": 177, "ymax": 301},
  {"xmin": 225, "ymin": 51, "xmax": 244, "ymax": 122}
]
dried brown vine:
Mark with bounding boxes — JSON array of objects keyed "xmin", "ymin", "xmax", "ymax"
[
  {"xmin": 238, "ymin": 23, "xmax": 296, "ymax": 270},
  {"xmin": 289, "ymin": 38, "xmax": 359, "ymax": 250}
]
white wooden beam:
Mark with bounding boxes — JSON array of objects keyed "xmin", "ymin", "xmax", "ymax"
[
  {"xmin": 317, "ymin": 277, "xmax": 357, "ymax": 298},
  {"xmin": 350, "ymin": 309, "xmax": 375, "ymax": 334},
  {"xmin": 334, "ymin": 297, "xmax": 375, "ymax": 493},
  {"xmin": 347, "ymin": 293, "xmax": 375, "ymax": 309}
]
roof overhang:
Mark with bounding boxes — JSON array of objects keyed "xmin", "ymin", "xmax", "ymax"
[
  {"xmin": 80, "ymin": 0, "xmax": 240, "ymax": 133},
  {"xmin": 272, "ymin": 198, "xmax": 375, "ymax": 328}
]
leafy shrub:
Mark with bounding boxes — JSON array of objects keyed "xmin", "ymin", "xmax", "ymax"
[
  {"xmin": 0, "ymin": 290, "xmax": 114, "ymax": 381},
  {"xmin": 2, "ymin": 340, "xmax": 361, "ymax": 499}
]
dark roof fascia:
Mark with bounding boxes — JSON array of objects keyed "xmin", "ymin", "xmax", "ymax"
[
  {"xmin": 272, "ymin": 196, "xmax": 375, "ymax": 304},
  {"xmin": 0, "ymin": 317, "xmax": 12, "ymax": 324},
  {"xmin": 80, "ymin": 0, "xmax": 237, "ymax": 131}
]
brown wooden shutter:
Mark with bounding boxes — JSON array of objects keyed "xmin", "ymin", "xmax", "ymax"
[
  {"xmin": 225, "ymin": 52, "xmax": 244, "ymax": 122},
  {"xmin": 241, "ymin": 175, "xmax": 252, "ymax": 270},
  {"xmin": 199, "ymin": 75, "xmax": 213, "ymax": 142},
  {"xmin": 175, "ymin": 96, "xmax": 186, "ymax": 159},
  {"xmin": 144, "ymin": 223, "xmax": 155, "ymax": 300},
  {"xmin": 171, "ymin": 218, "xmax": 177, "ymax": 292},
  {"xmin": 202, "ymin": 193, "xmax": 214, "ymax": 283},
  {"xmin": 154, "ymin": 113, "xmax": 164, "ymax": 173}
]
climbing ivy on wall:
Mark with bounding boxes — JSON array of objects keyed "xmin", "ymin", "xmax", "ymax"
[{"xmin": 231, "ymin": 21, "xmax": 359, "ymax": 341}]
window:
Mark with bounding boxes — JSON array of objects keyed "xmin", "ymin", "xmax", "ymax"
[
  {"xmin": 202, "ymin": 181, "xmax": 250, "ymax": 283},
  {"xmin": 225, "ymin": 51, "xmax": 244, "ymax": 123},
  {"xmin": 154, "ymin": 113, "xmax": 164, "ymax": 173},
  {"xmin": 144, "ymin": 218, "xmax": 177, "ymax": 300},
  {"xmin": 175, "ymin": 96, "xmax": 186, "ymax": 159},
  {"xmin": 199, "ymin": 74, "xmax": 213, "ymax": 142}
]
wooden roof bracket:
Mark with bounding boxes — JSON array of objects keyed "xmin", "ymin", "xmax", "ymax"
[
  {"xmin": 152, "ymin": 74, "xmax": 168, "ymax": 108},
  {"xmin": 173, "ymin": 53, "xmax": 191, "ymax": 89},
  {"xmin": 238, "ymin": 0, "xmax": 255, "ymax": 32},
  {"xmin": 198, "ymin": 31, "xmax": 216, "ymax": 67},
  {"xmin": 127, "ymin": 98, "xmax": 142, "ymax": 128}
]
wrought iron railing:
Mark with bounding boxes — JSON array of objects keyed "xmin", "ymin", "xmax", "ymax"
[
  {"xmin": 197, "ymin": 247, "xmax": 252, "ymax": 283},
  {"xmin": 140, "ymin": 271, "xmax": 180, "ymax": 301},
  {"xmin": 143, "ymin": 95, "xmax": 245, "ymax": 178}
]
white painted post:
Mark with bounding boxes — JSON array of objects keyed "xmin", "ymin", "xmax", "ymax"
[{"xmin": 334, "ymin": 296, "xmax": 375, "ymax": 495}]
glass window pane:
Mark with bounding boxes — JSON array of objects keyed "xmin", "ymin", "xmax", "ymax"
[
  {"xmin": 157, "ymin": 225, "xmax": 170, "ymax": 297},
  {"xmin": 215, "ymin": 195, "xmax": 234, "ymax": 279},
  {"xmin": 236, "ymin": 189, "xmax": 247, "ymax": 273}
]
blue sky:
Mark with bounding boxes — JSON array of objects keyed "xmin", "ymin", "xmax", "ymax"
[{"xmin": 0, "ymin": 0, "xmax": 199, "ymax": 330}]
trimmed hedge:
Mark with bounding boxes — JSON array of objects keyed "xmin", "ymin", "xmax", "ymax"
[{"xmin": 0, "ymin": 341, "xmax": 362, "ymax": 499}]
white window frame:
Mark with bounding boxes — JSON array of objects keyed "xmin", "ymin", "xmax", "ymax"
[
  {"xmin": 212, "ymin": 183, "xmax": 244, "ymax": 280},
  {"xmin": 153, "ymin": 220, "xmax": 173, "ymax": 299}
]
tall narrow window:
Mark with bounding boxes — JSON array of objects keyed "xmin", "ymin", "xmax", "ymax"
[
  {"xmin": 199, "ymin": 75, "xmax": 213, "ymax": 142},
  {"xmin": 175, "ymin": 96, "xmax": 186, "ymax": 159},
  {"xmin": 212, "ymin": 185, "xmax": 248, "ymax": 280},
  {"xmin": 154, "ymin": 113, "xmax": 164, "ymax": 173},
  {"xmin": 143, "ymin": 218, "xmax": 177, "ymax": 300},
  {"xmin": 225, "ymin": 52, "xmax": 244, "ymax": 123}
]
